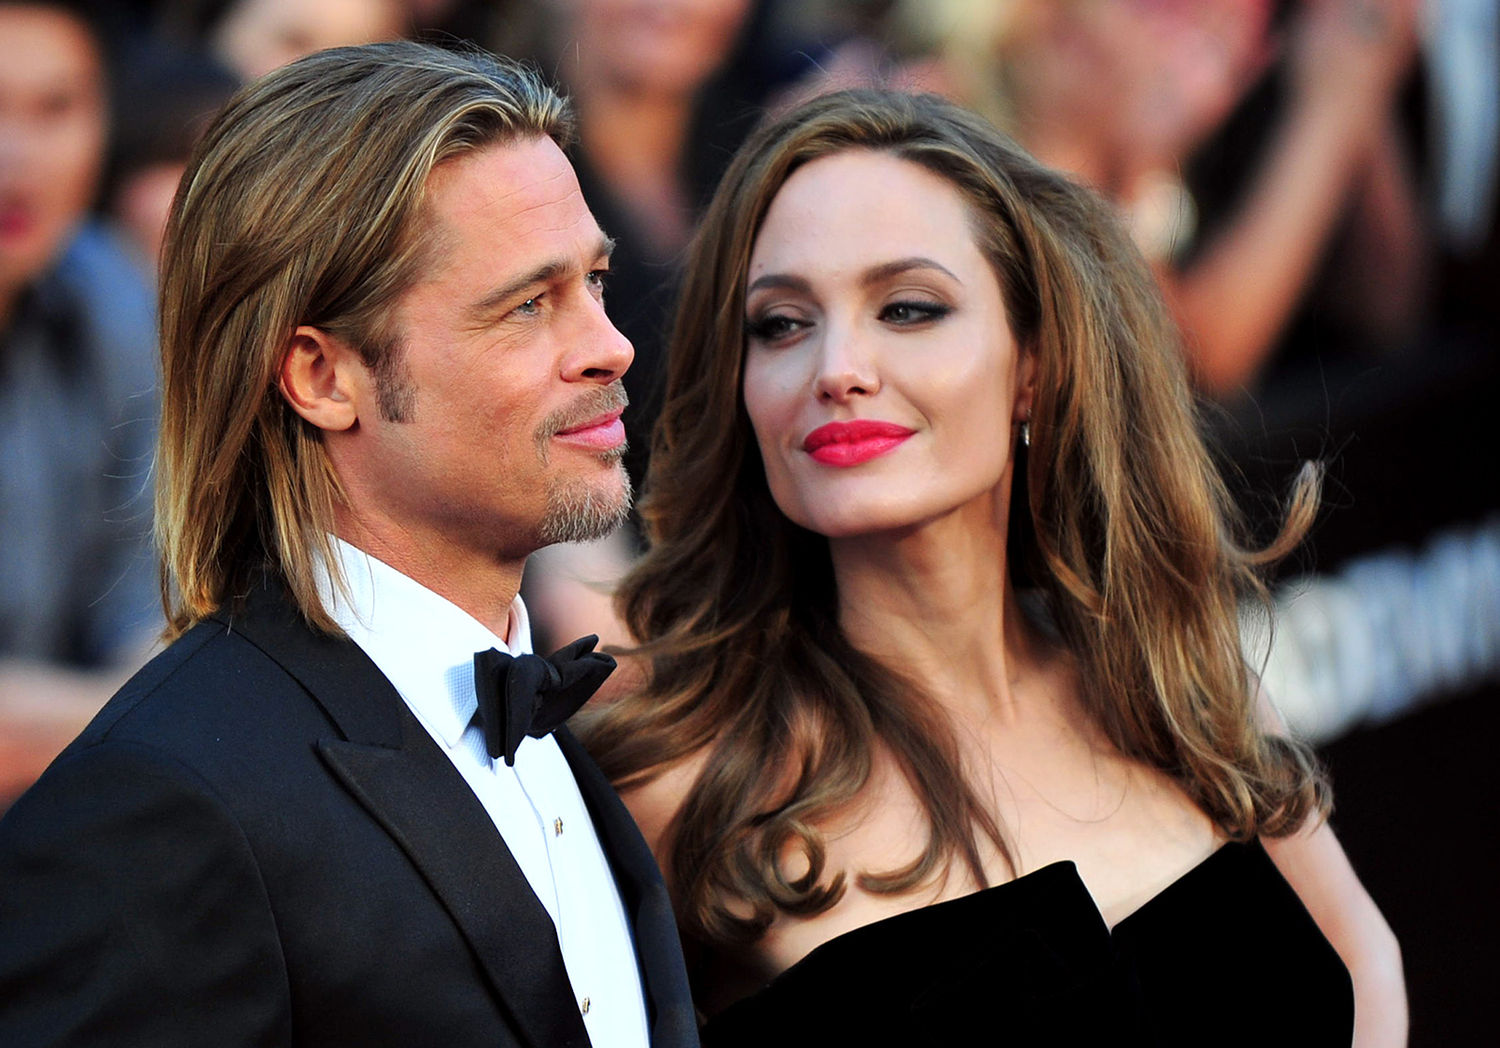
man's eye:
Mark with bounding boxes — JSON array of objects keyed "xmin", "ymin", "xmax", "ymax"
[{"xmin": 513, "ymin": 295, "xmax": 542, "ymax": 316}]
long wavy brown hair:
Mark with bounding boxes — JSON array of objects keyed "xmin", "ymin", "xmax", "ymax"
[{"xmin": 580, "ymin": 89, "xmax": 1325, "ymax": 947}]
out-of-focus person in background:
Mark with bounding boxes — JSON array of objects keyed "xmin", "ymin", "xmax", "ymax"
[
  {"xmin": 105, "ymin": 39, "xmax": 238, "ymax": 277},
  {"xmin": 0, "ymin": 0, "xmax": 160, "ymax": 805},
  {"xmin": 1154, "ymin": 0, "xmax": 1500, "ymax": 753},
  {"xmin": 103, "ymin": 0, "xmax": 403, "ymax": 280},
  {"xmin": 155, "ymin": 0, "xmax": 409, "ymax": 83},
  {"xmin": 210, "ymin": 0, "xmax": 407, "ymax": 81},
  {"xmin": 405, "ymin": 0, "xmax": 547, "ymax": 57}
]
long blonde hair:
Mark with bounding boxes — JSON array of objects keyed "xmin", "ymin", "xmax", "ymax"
[
  {"xmin": 156, "ymin": 43, "xmax": 570, "ymax": 638},
  {"xmin": 581, "ymin": 89, "xmax": 1324, "ymax": 947}
]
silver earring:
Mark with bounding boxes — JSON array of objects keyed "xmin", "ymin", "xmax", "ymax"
[{"xmin": 1020, "ymin": 421, "xmax": 1031, "ymax": 448}]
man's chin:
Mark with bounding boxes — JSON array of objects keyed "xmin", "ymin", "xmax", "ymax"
[{"xmin": 537, "ymin": 464, "xmax": 632, "ymax": 546}]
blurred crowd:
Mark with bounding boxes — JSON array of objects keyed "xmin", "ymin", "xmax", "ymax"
[{"xmin": 3, "ymin": 0, "xmax": 1497, "ymax": 806}]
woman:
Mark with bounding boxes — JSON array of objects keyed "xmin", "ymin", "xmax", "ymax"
[{"xmin": 582, "ymin": 89, "xmax": 1404, "ymax": 1044}]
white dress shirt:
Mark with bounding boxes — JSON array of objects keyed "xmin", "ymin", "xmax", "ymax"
[{"xmin": 319, "ymin": 539, "xmax": 650, "ymax": 1048}]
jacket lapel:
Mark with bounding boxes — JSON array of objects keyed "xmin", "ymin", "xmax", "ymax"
[
  {"xmin": 214, "ymin": 578, "xmax": 590, "ymax": 1048},
  {"xmin": 556, "ymin": 728, "xmax": 700, "ymax": 1048},
  {"xmin": 318, "ymin": 732, "xmax": 590, "ymax": 1048}
]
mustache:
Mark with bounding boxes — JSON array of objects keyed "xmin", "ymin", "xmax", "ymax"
[{"xmin": 535, "ymin": 381, "xmax": 630, "ymax": 447}]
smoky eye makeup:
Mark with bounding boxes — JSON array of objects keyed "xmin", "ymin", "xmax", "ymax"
[
  {"xmin": 878, "ymin": 299, "xmax": 953, "ymax": 325},
  {"xmin": 744, "ymin": 311, "xmax": 808, "ymax": 343}
]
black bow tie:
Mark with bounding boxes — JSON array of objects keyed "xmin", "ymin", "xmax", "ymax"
[{"xmin": 472, "ymin": 635, "xmax": 616, "ymax": 766}]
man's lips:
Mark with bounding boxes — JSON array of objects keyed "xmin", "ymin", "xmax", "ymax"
[
  {"xmin": 552, "ymin": 408, "xmax": 626, "ymax": 450},
  {"xmin": 802, "ymin": 419, "xmax": 915, "ymax": 467}
]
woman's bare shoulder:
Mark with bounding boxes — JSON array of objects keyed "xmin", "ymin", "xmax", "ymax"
[{"xmin": 617, "ymin": 745, "xmax": 712, "ymax": 867}]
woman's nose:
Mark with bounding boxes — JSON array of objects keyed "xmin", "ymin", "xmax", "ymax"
[{"xmin": 812, "ymin": 325, "xmax": 880, "ymax": 402}]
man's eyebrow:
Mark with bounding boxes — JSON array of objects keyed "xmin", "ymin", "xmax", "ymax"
[{"xmin": 467, "ymin": 235, "xmax": 616, "ymax": 320}]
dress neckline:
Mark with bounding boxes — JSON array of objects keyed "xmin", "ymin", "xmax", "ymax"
[
  {"xmin": 701, "ymin": 834, "xmax": 1353, "ymax": 1045},
  {"xmin": 752, "ymin": 837, "xmax": 1259, "ymax": 991}
]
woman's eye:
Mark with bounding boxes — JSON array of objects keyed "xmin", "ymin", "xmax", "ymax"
[
  {"xmin": 880, "ymin": 300, "xmax": 950, "ymax": 325},
  {"xmin": 745, "ymin": 313, "xmax": 806, "ymax": 342}
]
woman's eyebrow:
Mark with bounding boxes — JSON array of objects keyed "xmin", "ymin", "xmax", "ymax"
[
  {"xmin": 859, "ymin": 256, "xmax": 960, "ymax": 286},
  {"xmin": 745, "ymin": 273, "xmax": 812, "ymax": 296},
  {"xmin": 745, "ymin": 257, "xmax": 960, "ymax": 299}
]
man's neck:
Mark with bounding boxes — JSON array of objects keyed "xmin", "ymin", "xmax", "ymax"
[{"xmin": 331, "ymin": 520, "xmax": 525, "ymax": 640}]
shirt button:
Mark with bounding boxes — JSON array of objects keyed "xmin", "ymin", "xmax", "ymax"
[
  {"xmin": 553, "ymin": 817, "xmax": 564, "ymax": 836},
  {"xmin": 580, "ymin": 996, "xmax": 591, "ymax": 1015}
]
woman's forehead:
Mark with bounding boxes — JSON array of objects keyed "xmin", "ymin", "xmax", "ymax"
[{"xmin": 749, "ymin": 151, "xmax": 985, "ymax": 275}]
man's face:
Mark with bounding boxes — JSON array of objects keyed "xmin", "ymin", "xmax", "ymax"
[
  {"xmin": 336, "ymin": 136, "xmax": 634, "ymax": 570},
  {"xmin": 0, "ymin": 5, "xmax": 106, "ymax": 309}
]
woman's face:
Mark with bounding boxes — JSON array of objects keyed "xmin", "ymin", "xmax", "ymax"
[{"xmin": 741, "ymin": 149, "xmax": 1034, "ymax": 541}]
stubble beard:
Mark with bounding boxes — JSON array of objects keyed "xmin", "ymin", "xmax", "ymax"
[
  {"xmin": 537, "ymin": 450, "xmax": 633, "ymax": 545},
  {"xmin": 370, "ymin": 339, "xmax": 632, "ymax": 544},
  {"xmin": 535, "ymin": 383, "xmax": 633, "ymax": 545}
]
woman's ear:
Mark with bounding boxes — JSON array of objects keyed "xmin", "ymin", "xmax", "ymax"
[
  {"xmin": 277, "ymin": 325, "xmax": 361, "ymax": 432},
  {"xmin": 1014, "ymin": 341, "xmax": 1038, "ymax": 423}
]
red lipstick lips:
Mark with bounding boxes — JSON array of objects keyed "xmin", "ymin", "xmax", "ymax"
[{"xmin": 803, "ymin": 419, "xmax": 914, "ymax": 467}]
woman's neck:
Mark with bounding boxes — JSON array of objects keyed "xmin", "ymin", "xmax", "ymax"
[{"xmin": 830, "ymin": 510, "xmax": 1050, "ymax": 725}]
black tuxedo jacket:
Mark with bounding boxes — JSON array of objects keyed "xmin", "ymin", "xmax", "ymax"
[{"xmin": 0, "ymin": 578, "xmax": 698, "ymax": 1047}]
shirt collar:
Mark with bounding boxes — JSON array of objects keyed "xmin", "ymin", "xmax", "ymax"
[{"xmin": 317, "ymin": 537, "xmax": 533, "ymax": 749}]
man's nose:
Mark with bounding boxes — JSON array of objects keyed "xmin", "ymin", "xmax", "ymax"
[{"xmin": 564, "ymin": 294, "xmax": 634, "ymax": 383}]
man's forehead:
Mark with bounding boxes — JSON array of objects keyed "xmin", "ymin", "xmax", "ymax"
[
  {"xmin": 424, "ymin": 137, "xmax": 579, "ymax": 216},
  {"xmin": 418, "ymin": 137, "xmax": 606, "ymax": 259},
  {"xmin": 395, "ymin": 138, "xmax": 611, "ymax": 319}
]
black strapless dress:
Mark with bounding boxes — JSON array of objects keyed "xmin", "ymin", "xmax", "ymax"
[{"xmin": 701, "ymin": 840, "xmax": 1352, "ymax": 1046}]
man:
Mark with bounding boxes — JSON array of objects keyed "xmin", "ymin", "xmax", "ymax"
[
  {"xmin": 0, "ymin": 42, "xmax": 697, "ymax": 1047},
  {"xmin": 0, "ymin": 0, "xmax": 160, "ymax": 801}
]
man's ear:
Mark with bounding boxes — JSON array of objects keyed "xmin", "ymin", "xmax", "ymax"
[{"xmin": 278, "ymin": 325, "xmax": 362, "ymax": 432}]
